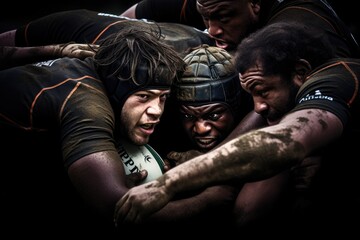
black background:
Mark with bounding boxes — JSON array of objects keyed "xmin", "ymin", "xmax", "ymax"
[{"xmin": 0, "ymin": 1, "xmax": 138, "ymax": 32}]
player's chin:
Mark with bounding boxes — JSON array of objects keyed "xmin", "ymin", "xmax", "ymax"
[
  {"xmin": 266, "ymin": 118, "xmax": 281, "ymax": 126},
  {"xmin": 129, "ymin": 134, "xmax": 150, "ymax": 146}
]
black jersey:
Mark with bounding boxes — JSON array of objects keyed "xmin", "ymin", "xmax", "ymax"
[
  {"xmin": 266, "ymin": 0, "xmax": 360, "ymax": 57},
  {"xmin": 291, "ymin": 58, "xmax": 360, "ymax": 172},
  {"xmin": 133, "ymin": 0, "xmax": 359, "ymax": 57},
  {"xmin": 15, "ymin": 9, "xmax": 213, "ymax": 57},
  {"xmin": 136, "ymin": 0, "xmax": 205, "ymax": 30},
  {"xmin": 293, "ymin": 58, "xmax": 360, "ymax": 129},
  {"xmin": 0, "ymin": 57, "xmax": 115, "ymax": 168},
  {"xmin": 289, "ymin": 58, "xmax": 360, "ymax": 230}
]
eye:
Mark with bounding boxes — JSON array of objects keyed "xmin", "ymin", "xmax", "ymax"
[
  {"xmin": 160, "ymin": 93, "xmax": 170, "ymax": 101},
  {"xmin": 181, "ymin": 113, "xmax": 195, "ymax": 121},
  {"xmin": 254, "ymin": 88, "xmax": 268, "ymax": 98},
  {"xmin": 207, "ymin": 113, "xmax": 221, "ymax": 121},
  {"xmin": 219, "ymin": 15, "xmax": 231, "ymax": 24},
  {"xmin": 138, "ymin": 94, "xmax": 149, "ymax": 100}
]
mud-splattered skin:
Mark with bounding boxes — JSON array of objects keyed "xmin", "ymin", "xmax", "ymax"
[
  {"xmin": 114, "ymin": 108, "xmax": 343, "ymax": 223},
  {"xmin": 114, "ymin": 22, "xmax": 358, "ymax": 225}
]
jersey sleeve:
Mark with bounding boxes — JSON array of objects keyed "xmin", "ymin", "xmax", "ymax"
[
  {"xmin": 291, "ymin": 59, "xmax": 360, "ymax": 128},
  {"xmin": 60, "ymin": 79, "xmax": 117, "ymax": 168}
]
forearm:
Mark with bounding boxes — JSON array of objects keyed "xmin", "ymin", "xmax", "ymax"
[
  {"xmin": 162, "ymin": 123, "xmax": 306, "ymax": 197},
  {"xmin": 148, "ymin": 185, "xmax": 238, "ymax": 222},
  {"xmin": 0, "ymin": 29, "xmax": 16, "ymax": 46},
  {"xmin": 0, "ymin": 43, "xmax": 97, "ymax": 69},
  {"xmin": 113, "ymin": 110, "xmax": 344, "ymax": 225},
  {"xmin": 162, "ymin": 109, "xmax": 343, "ymax": 196},
  {"xmin": 0, "ymin": 45, "xmax": 61, "ymax": 69}
]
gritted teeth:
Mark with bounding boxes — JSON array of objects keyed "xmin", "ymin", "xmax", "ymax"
[
  {"xmin": 196, "ymin": 138, "xmax": 215, "ymax": 144},
  {"xmin": 142, "ymin": 123, "xmax": 153, "ymax": 129}
]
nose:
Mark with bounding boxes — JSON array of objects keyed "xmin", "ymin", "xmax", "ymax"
[
  {"xmin": 146, "ymin": 98, "xmax": 164, "ymax": 117},
  {"xmin": 253, "ymin": 99, "xmax": 268, "ymax": 115},
  {"xmin": 193, "ymin": 120, "xmax": 211, "ymax": 134},
  {"xmin": 207, "ymin": 20, "xmax": 223, "ymax": 37}
]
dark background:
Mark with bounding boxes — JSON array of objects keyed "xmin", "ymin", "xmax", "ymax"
[
  {"xmin": 0, "ymin": 1, "xmax": 138, "ymax": 32},
  {"xmin": 0, "ymin": 1, "xmax": 359, "ymax": 41}
]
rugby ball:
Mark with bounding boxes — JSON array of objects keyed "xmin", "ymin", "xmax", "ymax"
[{"xmin": 117, "ymin": 140, "xmax": 165, "ymax": 185}]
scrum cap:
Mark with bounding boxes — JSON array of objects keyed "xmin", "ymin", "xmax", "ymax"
[
  {"xmin": 172, "ymin": 44, "xmax": 242, "ymax": 117},
  {"xmin": 103, "ymin": 62, "xmax": 173, "ymax": 110},
  {"xmin": 94, "ymin": 28, "xmax": 184, "ymax": 111}
]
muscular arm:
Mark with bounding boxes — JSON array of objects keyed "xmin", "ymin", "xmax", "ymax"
[
  {"xmin": 0, "ymin": 29, "xmax": 16, "ymax": 46},
  {"xmin": 147, "ymin": 185, "xmax": 239, "ymax": 223},
  {"xmin": 0, "ymin": 44, "xmax": 97, "ymax": 69},
  {"xmin": 68, "ymin": 151, "xmax": 130, "ymax": 218},
  {"xmin": 233, "ymin": 170, "xmax": 290, "ymax": 227},
  {"xmin": 148, "ymin": 112, "xmax": 265, "ymax": 223},
  {"xmin": 114, "ymin": 109, "xmax": 343, "ymax": 223}
]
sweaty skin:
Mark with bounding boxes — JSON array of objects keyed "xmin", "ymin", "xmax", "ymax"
[
  {"xmin": 180, "ymin": 103, "xmax": 235, "ymax": 151},
  {"xmin": 114, "ymin": 109, "xmax": 343, "ymax": 223}
]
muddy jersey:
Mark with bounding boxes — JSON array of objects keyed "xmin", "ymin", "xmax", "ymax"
[
  {"xmin": 14, "ymin": 9, "xmax": 213, "ymax": 57},
  {"xmin": 0, "ymin": 57, "xmax": 116, "ymax": 168}
]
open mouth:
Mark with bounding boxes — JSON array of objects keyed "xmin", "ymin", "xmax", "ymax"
[
  {"xmin": 215, "ymin": 39, "xmax": 229, "ymax": 49},
  {"xmin": 195, "ymin": 137, "xmax": 217, "ymax": 149}
]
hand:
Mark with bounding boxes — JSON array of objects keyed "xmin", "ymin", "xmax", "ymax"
[
  {"xmin": 114, "ymin": 179, "xmax": 173, "ymax": 225},
  {"xmin": 56, "ymin": 42, "xmax": 99, "ymax": 59},
  {"xmin": 166, "ymin": 149, "xmax": 203, "ymax": 166},
  {"xmin": 125, "ymin": 170, "xmax": 148, "ymax": 188},
  {"xmin": 162, "ymin": 158, "xmax": 173, "ymax": 172}
]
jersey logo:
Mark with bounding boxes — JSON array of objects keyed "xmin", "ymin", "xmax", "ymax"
[{"xmin": 299, "ymin": 89, "xmax": 334, "ymax": 104}]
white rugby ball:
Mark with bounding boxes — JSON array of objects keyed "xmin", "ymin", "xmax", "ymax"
[{"xmin": 117, "ymin": 140, "xmax": 165, "ymax": 184}]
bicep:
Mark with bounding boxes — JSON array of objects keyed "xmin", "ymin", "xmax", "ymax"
[
  {"xmin": 68, "ymin": 151, "xmax": 128, "ymax": 215},
  {"xmin": 277, "ymin": 109, "xmax": 343, "ymax": 155}
]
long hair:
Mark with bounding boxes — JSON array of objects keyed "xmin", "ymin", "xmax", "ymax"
[{"xmin": 94, "ymin": 24, "xmax": 186, "ymax": 109}]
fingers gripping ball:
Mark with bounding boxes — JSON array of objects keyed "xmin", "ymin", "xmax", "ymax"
[{"xmin": 117, "ymin": 140, "xmax": 165, "ymax": 184}]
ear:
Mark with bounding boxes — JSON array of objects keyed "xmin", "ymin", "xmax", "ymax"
[
  {"xmin": 251, "ymin": 0, "xmax": 261, "ymax": 15},
  {"xmin": 293, "ymin": 59, "xmax": 311, "ymax": 85}
]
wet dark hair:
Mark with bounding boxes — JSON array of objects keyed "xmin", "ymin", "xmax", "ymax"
[
  {"xmin": 94, "ymin": 25, "xmax": 186, "ymax": 110},
  {"xmin": 234, "ymin": 22, "xmax": 335, "ymax": 79}
]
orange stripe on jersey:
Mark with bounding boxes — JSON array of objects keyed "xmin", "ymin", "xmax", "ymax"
[
  {"xmin": 269, "ymin": 7, "xmax": 337, "ymax": 33},
  {"xmin": 91, "ymin": 20, "xmax": 130, "ymax": 44},
  {"xmin": 30, "ymin": 75, "xmax": 101, "ymax": 127},
  {"xmin": 307, "ymin": 60, "xmax": 360, "ymax": 107}
]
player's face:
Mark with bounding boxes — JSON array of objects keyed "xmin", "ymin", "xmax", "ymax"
[
  {"xmin": 120, "ymin": 89, "xmax": 170, "ymax": 145},
  {"xmin": 197, "ymin": 0, "xmax": 260, "ymax": 51},
  {"xmin": 180, "ymin": 103, "xmax": 235, "ymax": 152},
  {"xmin": 240, "ymin": 66, "xmax": 299, "ymax": 126}
]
